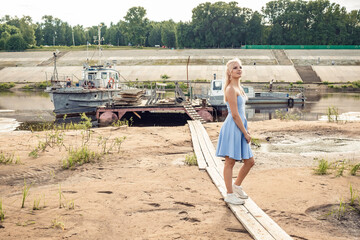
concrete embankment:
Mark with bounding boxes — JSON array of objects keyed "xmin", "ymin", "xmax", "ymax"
[{"xmin": 0, "ymin": 49, "xmax": 359, "ymax": 83}]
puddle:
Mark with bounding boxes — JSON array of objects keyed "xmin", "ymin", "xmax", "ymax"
[
  {"xmin": 0, "ymin": 117, "xmax": 20, "ymax": 132},
  {"xmin": 319, "ymin": 112, "xmax": 360, "ymax": 122},
  {"xmin": 260, "ymin": 137, "xmax": 360, "ymax": 155}
]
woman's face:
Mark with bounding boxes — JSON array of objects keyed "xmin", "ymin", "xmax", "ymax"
[{"xmin": 230, "ymin": 62, "xmax": 242, "ymax": 80}]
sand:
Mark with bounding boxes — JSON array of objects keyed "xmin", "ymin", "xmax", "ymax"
[{"xmin": 0, "ymin": 120, "xmax": 359, "ymax": 240}]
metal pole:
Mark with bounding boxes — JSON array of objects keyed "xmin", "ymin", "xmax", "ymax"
[
  {"xmin": 72, "ymin": 29, "xmax": 75, "ymax": 46},
  {"xmin": 186, "ymin": 56, "xmax": 190, "ymax": 88}
]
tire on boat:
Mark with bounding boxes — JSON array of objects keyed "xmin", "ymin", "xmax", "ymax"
[{"xmin": 287, "ymin": 97, "xmax": 294, "ymax": 107}]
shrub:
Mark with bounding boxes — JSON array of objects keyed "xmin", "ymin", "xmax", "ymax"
[
  {"xmin": 5, "ymin": 34, "xmax": 27, "ymax": 51},
  {"xmin": 62, "ymin": 146, "xmax": 101, "ymax": 169},
  {"xmin": 184, "ymin": 153, "xmax": 197, "ymax": 166},
  {"xmin": 0, "ymin": 82, "xmax": 15, "ymax": 91},
  {"xmin": 314, "ymin": 158, "xmax": 330, "ymax": 175}
]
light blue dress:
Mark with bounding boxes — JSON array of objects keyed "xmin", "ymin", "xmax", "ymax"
[{"xmin": 216, "ymin": 95, "xmax": 253, "ymax": 161}]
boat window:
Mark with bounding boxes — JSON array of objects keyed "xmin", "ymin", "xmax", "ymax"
[
  {"xmin": 243, "ymin": 87, "xmax": 249, "ymax": 93},
  {"xmin": 101, "ymin": 72, "xmax": 107, "ymax": 80},
  {"xmin": 115, "ymin": 73, "xmax": 119, "ymax": 80},
  {"xmin": 213, "ymin": 81, "xmax": 222, "ymax": 90},
  {"xmin": 88, "ymin": 73, "xmax": 95, "ymax": 80}
]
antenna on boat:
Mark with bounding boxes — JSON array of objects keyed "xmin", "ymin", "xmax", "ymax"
[
  {"xmin": 94, "ymin": 24, "xmax": 104, "ymax": 65},
  {"xmin": 52, "ymin": 50, "xmax": 59, "ymax": 83}
]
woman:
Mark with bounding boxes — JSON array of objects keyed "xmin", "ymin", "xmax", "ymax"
[{"xmin": 216, "ymin": 58, "xmax": 255, "ymax": 205}]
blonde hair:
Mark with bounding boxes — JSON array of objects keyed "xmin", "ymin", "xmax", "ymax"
[{"xmin": 224, "ymin": 58, "xmax": 247, "ymax": 102}]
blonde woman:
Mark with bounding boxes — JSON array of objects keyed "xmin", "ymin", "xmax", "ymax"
[{"xmin": 216, "ymin": 58, "xmax": 255, "ymax": 205}]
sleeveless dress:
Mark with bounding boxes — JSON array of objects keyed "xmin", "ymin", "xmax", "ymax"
[{"xmin": 216, "ymin": 95, "xmax": 253, "ymax": 161}]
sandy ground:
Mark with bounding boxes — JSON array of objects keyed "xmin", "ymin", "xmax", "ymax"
[{"xmin": 0, "ymin": 120, "xmax": 359, "ymax": 240}]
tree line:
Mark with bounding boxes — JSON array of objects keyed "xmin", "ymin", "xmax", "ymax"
[{"xmin": 1, "ymin": 0, "xmax": 359, "ymax": 51}]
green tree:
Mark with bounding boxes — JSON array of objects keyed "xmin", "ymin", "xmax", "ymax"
[
  {"xmin": 0, "ymin": 23, "xmax": 21, "ymax": 50},
  {"xmin": 191, "ymin": 2, "xmax": 252, "ymax": 48},
  {"xmin": 148, "ymin": 22, "xmax": 162, "ymax": 47},
  {"xmin": 347, "ymin": 10, "xmax": 360, "ymax": 44},
  {"xmin": 160, "ymin": 20, "xmax": 176, "ymax": 48},
  {"xmin": 34, "ymin": 23, "xmax": 43, "ymax": 46},
  {"xmin": 124, "ymin": 6, "xmax": 149, "ymax": 46},
  {"xmin": 247, "ymin": 11, "xmax": 263, "ymax": 45},
  {"xmin": 5, "ymin": 34, "xmax": 27, "ymax": 51},
  {"xmin": 1, "ymin": 15, "xmax": 36, "ymax": 47},
  {"xmin": 268, "ymin": 22, "xmax": 284, "ymax": 44},
  {"xmin": 41, "ymin": 15, "xmax": 56, "ymax": 45},
  {"xmin": 176, "ymin": 21, "xmax": 194, "ymax": 48},
  {"xmin": 73, "ymin": 25, "xmax": 86, "ymax": 45}
]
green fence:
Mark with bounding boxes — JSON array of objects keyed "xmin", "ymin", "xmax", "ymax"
[{"xmin": 244, "ymin": 45, "xmax": 360, "ymax": 49}]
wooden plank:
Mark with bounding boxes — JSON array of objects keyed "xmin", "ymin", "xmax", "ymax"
[
  {"xmin": 194, "ymin": 120, "xmax": 223, "ymax": 166},
  {"xmin": 206, "ymin": 167, "xmax": 275, "ymax": 240},
  {"xmin": 190, "ymin": 120, "xmax": 217, "ymax": 169},
  {"xmin": 187, "ymin": 121, "xmax": 207, "ymax": 170},
  {"xmin": 194, "ymin": 121, "xmax": 292, "ymax": 240},
  {"xmin": 244, "ymin": 199, "xmax": 293, "ymax": 240},
  {"xmin": 193, "ymin": 120, "xmax": 223, "ymax": 174}
]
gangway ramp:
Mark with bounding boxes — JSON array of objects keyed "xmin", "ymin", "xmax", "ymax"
[{"xmin": 188, "ymin": 120, "xmax": 292, "ymax": 240}]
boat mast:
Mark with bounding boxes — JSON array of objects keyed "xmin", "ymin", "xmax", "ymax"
[
  {"xmin": 52, "ymin": 52, "xmax": 59, "ymax": 83},
  {"xmin": 95, "ymin": 24, "xmax": 104, "ymax": 65}
]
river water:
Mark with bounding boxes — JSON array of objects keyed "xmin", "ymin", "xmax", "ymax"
[{"xmin": 0, "ymin": 90, "xmax": 359, "ymax": 131}]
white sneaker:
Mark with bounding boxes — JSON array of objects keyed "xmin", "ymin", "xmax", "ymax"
[
  {"xmin": 224, "ymin": 193, "xmax": 245, "ymax": 205},
  {"xmin": 233, "ymin": 184, "xmax": 248, "ymax": 199}
]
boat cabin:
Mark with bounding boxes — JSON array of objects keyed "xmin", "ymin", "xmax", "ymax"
[
  {"xmin": 79, "ymin": 65, "xmax": 120, "ymax": 89},
  {"xmin": 209, "ymin": 79, "xmax": 255, "ymax": 106}
]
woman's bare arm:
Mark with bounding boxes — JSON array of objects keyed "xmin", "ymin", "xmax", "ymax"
[{"xmin": 226, "ymin": 87, "xmax": 251, "ymax": 143}]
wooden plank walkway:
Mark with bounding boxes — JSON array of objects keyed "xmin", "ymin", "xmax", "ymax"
[{"xmin": 187, "ymin": 120, "xmax": 293, "ymax": 240}]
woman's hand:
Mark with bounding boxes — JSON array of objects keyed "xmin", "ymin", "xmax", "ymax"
[{"xmin": 244, "ymin": 132, "xmax": 251, "ymax": 144}]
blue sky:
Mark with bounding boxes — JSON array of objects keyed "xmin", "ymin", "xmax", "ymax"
[{"xmin": 2, "ymin": 0, "xmax": 360, "ymax": 27}]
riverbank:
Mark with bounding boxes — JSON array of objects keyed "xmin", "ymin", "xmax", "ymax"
[
  {"xmin": 0, "ymin": 49, "xmax": 359, "ymax": 83},
  {"xmin": 0, "ymin": 120, "xmax": 359, "ymax": 239}
]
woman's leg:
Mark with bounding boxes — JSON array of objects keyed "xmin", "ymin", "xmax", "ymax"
[
  {"xmin": 234, "ymin": 157, "xmax": 255, "ymax": 186},
  {"xmin": 224, "ymin": 156, "xmax": 236, "ymax": 193}
]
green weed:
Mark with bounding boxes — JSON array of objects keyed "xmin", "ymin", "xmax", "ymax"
[
  {"xmin": 251, "ymin": 138, "xmax": 261, "ymax": 148},
  {"xmin": 160, "ymin": 74, "xmax": 170, "ymax": 80},
  {"xmin": 21, "ymin": 179, "xmax": 31, "ymax": 208},
  {"xmin": 62, "ymin": 146, "xmax": 101, "ymax": 169},
  {"xmin": 349, "ymin": 184, "xmax": 358, "ymax": 206},
  {"xmin": 111, "ymin": 117, "xmax": 133, "ymax": 127},
  {"xmin": 327, "ymin": 106, "xmax": 339, "ymax": 123},
  {"xmin": 336, "ymin": 161, "xmax": 345, "ymax": 177},
  {"xmin": 29, "ymin": 129, "xmax": 65, "ymax": 158},
  {"xmin": 16, "ymin": 220, "xmax": 36, "ymax": 226},
  {"xmin": 114, "ymin": 136, "xmax": 127, "ymax": 153},
  {"xmin": 184, "ymin": 153, "xmax": 197, "ymax": 166},
  {"xmin": 51, "ymin": 217, "xmax": 65, "ymax": 230},
  {"xmin": 28, "ymin": 149, "xmax": 39, "ymax": 158},
  {"xmin": 58, "ymin": 184, "xmax": 65, "ymax": 208},
  {"xmin": 350, "ymin": 163, "xmax": 360, "ymax": 176},
  {"xmin": 0, "ymin": 199, "xmax": 4, "ymax": 222},
  {"xmin": 275, "ymin": 110, "xmax": 300, "ymax": 121},
  {"xmin": 97, "ymin": 135, "xmax": 127, "ymax": 154},
  {"xmin": 334, "ymin": 198, "xmax": 346, "ymax": 220},
  {"xmin": 32, "ymin": 195, "xmax": 42, "ymax": 210},
  {"xmin": 314, "ymin": 158, "xmax": 330, "ymax": 175},
  {"xmin": 67, "ymin": 200, "xmax": 75, "ymax": 210},
  {"xmin": 0, "ymin": 152, "xmax": 20, "ymax": 164}
]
